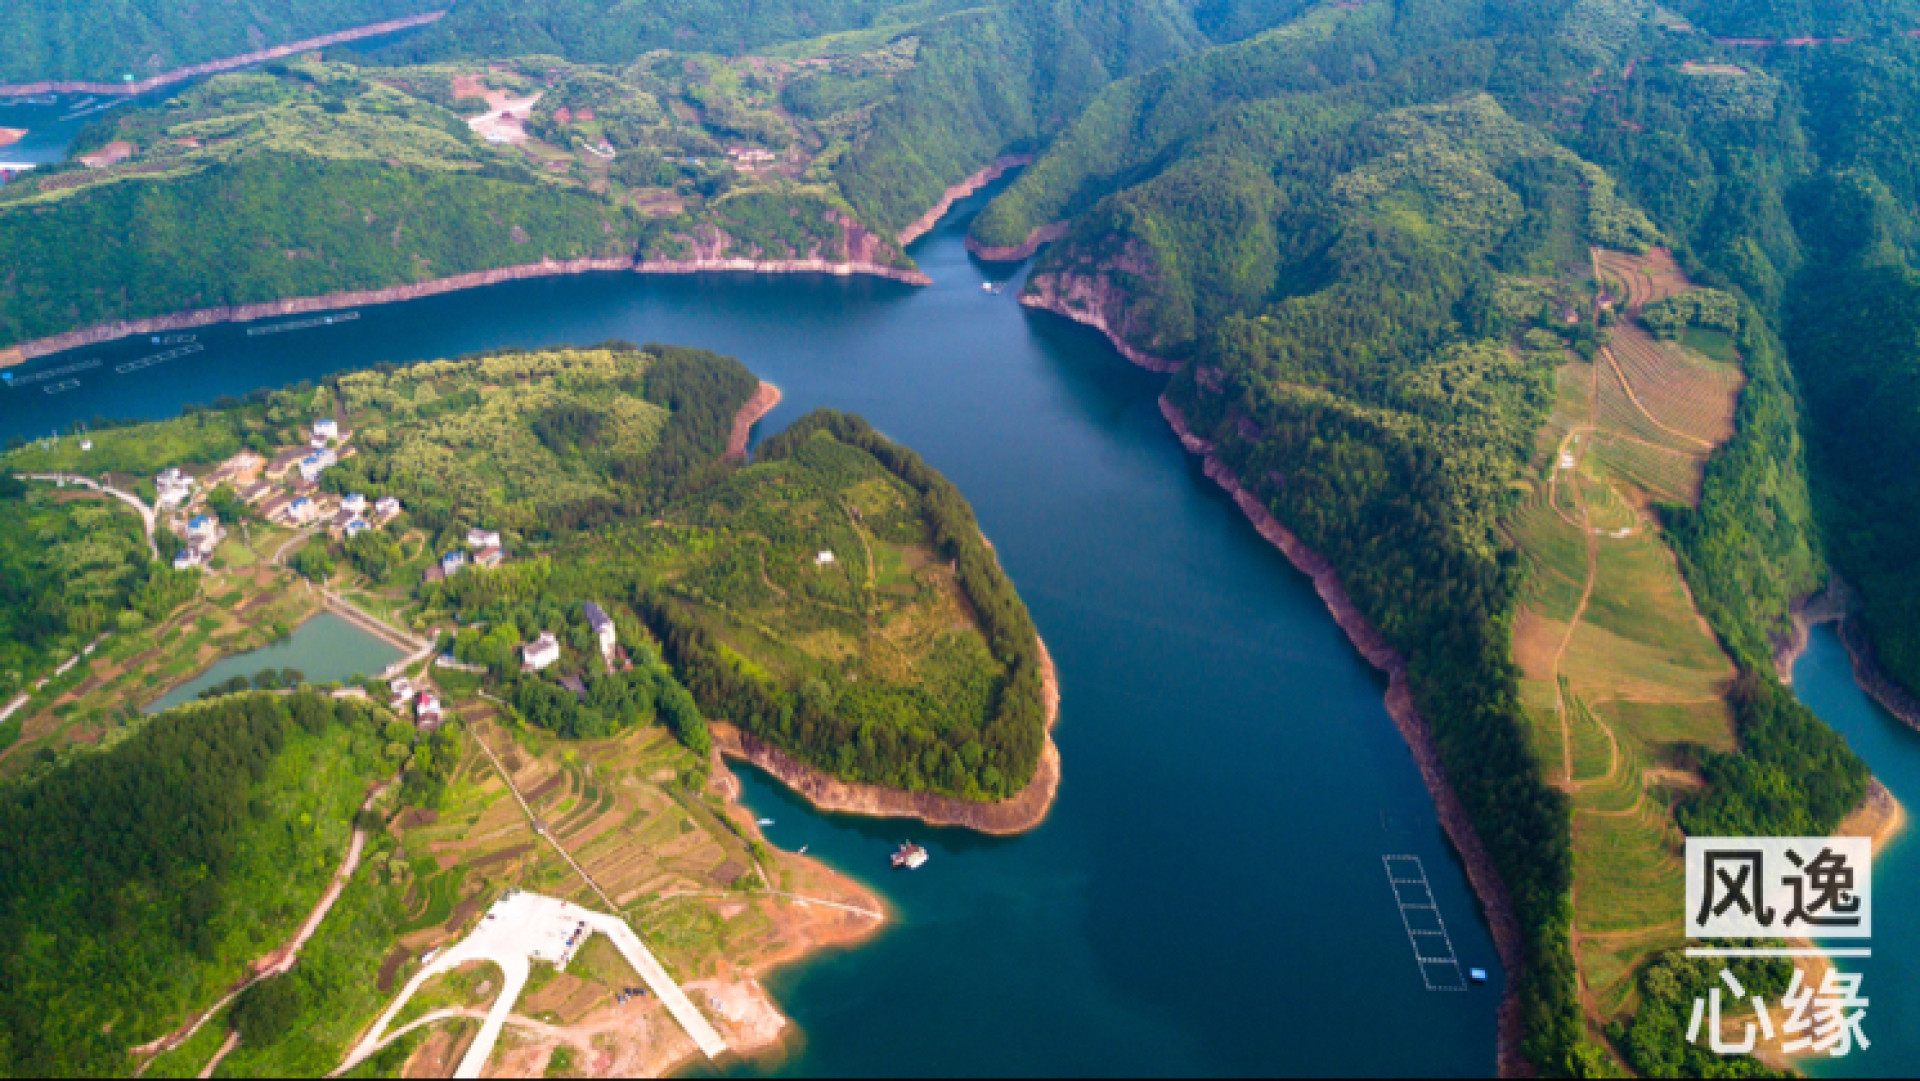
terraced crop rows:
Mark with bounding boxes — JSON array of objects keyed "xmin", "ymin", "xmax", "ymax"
[
  {"xmin": 1505, "ymin": 255, "xmax": 1747, "ymax": 1025},
  {"xmin": 1590, "ymin": 436, "xmax": 1702, "ymax": 505},
  {"xmin": 1609, "ymin": 327, "xmax": 1742, "ymax": 445},
  {"xmin": 1596, "ymin": 247, "xmax": 1688, "ymax": 312}
]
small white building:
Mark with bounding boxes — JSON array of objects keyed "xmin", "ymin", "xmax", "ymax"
[
  {"xmin": 583, "ymin": 602, "xmax": 616, "ymax": 655},
  {"xmin": 815, "ymin": 550, "xmax": 835, "ymax": 566},
  {"xmin": 467, "ymin": 528, "xmax": 502, "ymax": 550},
  {"xmin": 288, "ymin": 496, "xmax": 316, "ymax": 524},
  {"xmin": 375, "ymin": 495, "xmax": 403, "ymax": 519},
  {"xmin": 155, "ymin": 467, "xmax": 195, "ymax": 510},
  {"xmin": 297, "ymin": 448, "xmax": 337, "ymax": 484},
  {"xmin": 313, "ymin": 418, "xmax": 340, "ymax": 442},
  {"xmin": 186, "ymin": 513, "xmax": 219, "ymax": 542},
  {"xmin": 522, "ymin": 632, "xmax": 562, "ymax": 672},
  {"xmin": 441, "ymin": 550, "xmax": 467, "ymax": 576},
  {"xmin": 342, "ymin": 493, "xmax": 368, "ymax": 514},
  {"xmin": 417, "ymin": 690, "xmax": 443, "ymax": 725},
  {"xmin": 389, "ymin": 675, "xmax": 417, "ymax": 709},
  {"xmin": 345, "ymin": 518, "xmax": 372, "ymax": 537},
  {"xmin": 474, "ymin": 546, "xmax": 504, "ymax": 569},
  {"xmin": 172, "ymin": 547, "xmax": 204, "ymax": 572}
]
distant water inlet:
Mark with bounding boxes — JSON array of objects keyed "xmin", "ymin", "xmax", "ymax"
[{"xmin": 143, "ymin": 610, "xmax": 405, "ymax": 715}]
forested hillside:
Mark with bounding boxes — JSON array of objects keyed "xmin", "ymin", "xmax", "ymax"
[
  {"xmin": 1567, "ymin": 33, "xmax": 1920, "ymax": 706},
  {"xmin": 0, "ymin": 691, "xmax": 393, "ymax": 1076},
  {"xmin": 974, "ymin": 0, "xmax": 1906, "ymax": 1072},
  {"xmin": 316, "ymin": 345, "xmax": 1052, "ymax": 799},
  {"xmin": 10, "ymin": 0, "xmax": 1920, "ymax": 1072},
  {"xmin": 0, "ymin": 479, "xmax": 196, "ymax": 707}
]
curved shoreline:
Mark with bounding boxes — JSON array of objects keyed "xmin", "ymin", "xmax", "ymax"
[
  {"xmin": 713, "ymin": 636, "xmax": 1061, "ymax": 835},
  {"xmin": 1775, "ymin": 580, "xmax": 1920, "ymax": 730},
  {"xmin": 0, "ymin": 11, "xmax": 449, "ymax": 97},
  {"xmin": 1157, "ymin": 395, "xmax": 1528, "ymax": 1077},
  {"xmin": 967, "ymin": 221, "xmax": 1068, "ymax": 263},
  {"xmin": 0, "ymin": 255, "xmax": 928, "ymax": 368},
  {"xmin": 897, "ymin": 155, "xmax": 1033, "ymax": 248},
  {"xmin": 1018, "ymin": 276, "xmax": 1180, "ymax": 373},
  {"xmin": 727, "ymin": 382, "xmax": 783, "ymax": 462}
]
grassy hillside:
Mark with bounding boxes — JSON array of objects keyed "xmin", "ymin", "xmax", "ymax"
[{"xmin": 0, "ymin": 0, "xmax": 440, "ymax": 84}]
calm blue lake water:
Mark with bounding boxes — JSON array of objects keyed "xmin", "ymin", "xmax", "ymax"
[
  {"xmin": 2, "ymin": 181, "xmax": 1503, "ymax": 1074},
  {"xmin": 142, "ymin": 610, "xmax": 404, "ymax": 715}
]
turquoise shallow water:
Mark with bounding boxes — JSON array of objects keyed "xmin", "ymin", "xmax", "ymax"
[
  {"xmin": 6, "ymin": 180, "xmax": 1504, "ymax": 1074},
  {"xmin": 142, "ymin": 610, "xmax": 404, "ymax": 715},
  {"xmin": 1792, "ymin": 625, "xmax": 1919, "ymax": 1078}
]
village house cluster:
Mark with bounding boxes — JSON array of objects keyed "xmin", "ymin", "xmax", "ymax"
[
  {"xmin": 425, "ymin": 527, "xmax": 510, "ymax": 584},
  {"xmin": 385, "ymin": 674, "xmax": 444, "ymax": 729},
  {"xmin": 519, "ymin": 602, "xmax": 620, "ymax": 674},
  {"xmin": 154, "ymin": 418, "xmax": 404, "ymax": 571}
]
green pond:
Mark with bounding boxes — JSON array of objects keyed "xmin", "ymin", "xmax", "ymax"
[{"xmin": 142, "ymin": 610, "xmax": 405, "ymax": 715}]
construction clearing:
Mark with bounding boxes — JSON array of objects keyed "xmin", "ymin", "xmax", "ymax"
[
  {"xmin": 339, "ymin": 708, "xmax": 883, "ymax": 1077},
  {"xmin": 343, "ymin": 890, "xmax": 726, "ymax": 1077}
]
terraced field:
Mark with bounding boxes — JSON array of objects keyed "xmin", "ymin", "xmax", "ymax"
[
  {"xmin": 376, "ymin": 704, "xmax": 878, "ymax": 1074},
  {"xmin": 1595, "ymin": 246, "xmax": 1689, "ymax": 312},
  {"xmin": 1504, "ymin": 248, "xmax": 1749, "ymax": 1029}
]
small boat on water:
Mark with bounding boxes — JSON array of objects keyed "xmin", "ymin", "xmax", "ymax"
[
  {"xmin": 891, "ymin": 841, "xmax": 929, "ymax": 870},
  {"xmin": 758, "ymin": 817, "xmax": 775, "ymax": 826},
  {"xmin": 798, "ymin": 845, "xmax": 808, "ymax": 855}
]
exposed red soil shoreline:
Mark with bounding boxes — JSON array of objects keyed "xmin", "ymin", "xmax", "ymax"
[
  {"xmin": 0, "ymin": 11, "xmax": 449, "ymax": 97},
  {"xmin": 713, "ymin": 637, "xmax": 1061, "ymax": 835},
  {"xmin": 727, "ymin": 383, "xmax": 783, "ymax": 461},
  {"xmin": 1018, "ymin": 275, "xmax": 1180, "ymax": 372},
  {"xmin": 1158, "ymin": 394, "xmax": 1529, "ymax": 1077},
  {"xmin": 896, "ymin": 155, "xmax": 1032, "ymax": 248},
  {"xmin": 966, "ymin": 221, "xmax": 1067, "ymax": 263},
  {"xmin": 0, "ymin": 255, "xmax": 926, "ymax": 368}
]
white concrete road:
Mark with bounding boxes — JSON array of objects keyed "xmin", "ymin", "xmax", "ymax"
[{"xmin": 340, "ymin": 890, "xmax": 725, "ymax": 1077}]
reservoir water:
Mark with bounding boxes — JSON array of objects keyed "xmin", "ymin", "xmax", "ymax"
[
  {"xmin": 141, "ymin": 610, "xmax": 406, "ymax": 715},
  {"xmin": 2, "ymin": 182, "xmax": 1501, "ymax": 1073},
  {"xmin": 1793, "ymin": 626, "xmax": 1918, "ymax": 1078}
]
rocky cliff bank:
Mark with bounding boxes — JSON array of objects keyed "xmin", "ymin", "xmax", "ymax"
[{"xmin": 1019, "ymin": 273, "xmax": 1180, "ymax": 373}]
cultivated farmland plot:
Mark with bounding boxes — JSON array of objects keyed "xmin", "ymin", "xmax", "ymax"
[{"xmin": 1500, "ymin": 250, "xmax": 1748, "ymax": 1018}]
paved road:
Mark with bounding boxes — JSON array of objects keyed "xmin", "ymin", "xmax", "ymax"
[{"xmin": 350, "ymin": 928, "xmax": 531, "ymax": 1080}]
